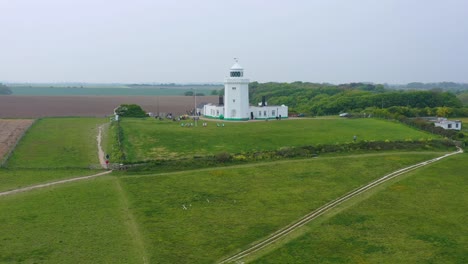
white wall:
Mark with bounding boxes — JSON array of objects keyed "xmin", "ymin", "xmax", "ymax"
[
  {"xmin": 203, "ymin": 104, "xmax": 224, "ymax": 118},
  {"xmin": 250, "ymin": 105, "xmax": 288, "ymax": 119},
  {"xmin": 224, "ymin": 78, "xmax": 250, "ymax": 120}
]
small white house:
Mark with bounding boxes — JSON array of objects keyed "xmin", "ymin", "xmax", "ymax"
[{"xmin": 434, "ymin": 118, "xmax": 462, "ymax": 131}]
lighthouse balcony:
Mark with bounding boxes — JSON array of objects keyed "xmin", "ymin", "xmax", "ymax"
[{"xmin": 224, "ymin": 78, "xmax": 250, "ymax": 84}]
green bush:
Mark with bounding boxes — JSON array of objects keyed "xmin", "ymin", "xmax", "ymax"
[
  {"xmin": 121, "ymin": 139, "xmax": 456, "ymax": 174},
  {"xmin": 115, "ymin": 104, "xmax": 147, "ymax": 117}
]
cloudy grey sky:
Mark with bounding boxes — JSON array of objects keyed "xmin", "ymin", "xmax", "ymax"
[{"xmin": 1, "ymin": 0, "xmax": 467, "ymax": 84}]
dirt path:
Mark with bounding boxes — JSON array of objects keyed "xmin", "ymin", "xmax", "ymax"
[
  {"xmin": 0, "ymin": 170, "xmax": 113, "ymax": 197},
  {"xmin": 97, "ymin": 124, "xmax": 108, "ymax": 169},
  {"xmin": 219, "ymin": 147, "xmax": 464, "ymax": 263},
  {"xmin": 0, "ymin": 123, "xmax": 112, "ymax": 197}
]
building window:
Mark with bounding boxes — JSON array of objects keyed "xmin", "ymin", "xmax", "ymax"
[
  {"xmin": 259, "ymin": 111, "xmax": 262, "ymax": 116},
  {"xmin": 272, "ymin": 110, "xmax": 276, "ymax": 116},
  {"xmin": 456, "ymin": 123, "xmax": 459, "ymax": 128},
  {"xmin": 216, "ymin": 110, "xmax": 219, "ymax": 115},
  {"xmin": 231, "ymin": 109, "xmax": 236, "ymax": 117},
  {"xmin": 230, "ymin": 71, "xmax": 243, "ymax": 77},
  {"xmin": 448, "ymin": 124, "xmax": 452, "ymax": 128},
  {"xmin": 264, "ymin": 110, "xmax": 267, "ymax": 116},
  {"xmin": 232, "ymin": 87, "xmax": 236, "ymax": 90},
  {"xmin": 233, "ymin": 99, "xmax": 235, "ymax": 102}
]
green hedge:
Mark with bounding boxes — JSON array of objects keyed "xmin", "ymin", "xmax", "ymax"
[{"xmin": 119, "ymin": 139, "xmax": 456, "ymax": 174}]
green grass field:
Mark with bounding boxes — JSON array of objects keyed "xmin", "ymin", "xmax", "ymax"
[
  {"xmin": 0, "ymin": 168, "xmax": 95, "ymax": 192},
  {"xmin": 0, "ymin": 116, "xmax": 465, "ymax": 263},
  {"xmin": 250, "ymin": 154, "xmax": 468, "ymax": 263},
  {"xmin": 119, "ymin": 153, "xmax": 442, "ymax": 263},
  {"xmin": 0, "ymin": 177, "xmax": 143, "ymax": 263},
  {"xmin": 6, "ymin": 117, "xmax": 106, "ymax": 168},
  {"xmin": 119, "ymin": 118, "xmax": 438, "ymax": 161}
]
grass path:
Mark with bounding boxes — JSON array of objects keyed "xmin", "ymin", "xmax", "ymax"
[
  {"xmin": 219, "ymin": 147, "xmax": 464, "ymax": 263},
  {"xmin": 113, "ymin": 178, "xmax": 149, "ymax": 264}
]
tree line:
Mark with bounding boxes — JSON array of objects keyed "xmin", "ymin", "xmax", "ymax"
[
  {"xmin": 0, "ymin": 83, "xmax": 12, "ymax": 95},
  {"xmin": 248, "ymin": 82, "xmax": 467, "ymax": 117}
]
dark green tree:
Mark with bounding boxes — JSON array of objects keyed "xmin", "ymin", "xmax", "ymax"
[{"xmin": 115, "ymin": 104, "xmax": 147, "ymax": 117}]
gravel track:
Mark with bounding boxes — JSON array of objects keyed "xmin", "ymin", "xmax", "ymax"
[{"xmin": 219, "ymin": 147, "xmax": 463, "ymax": 264}]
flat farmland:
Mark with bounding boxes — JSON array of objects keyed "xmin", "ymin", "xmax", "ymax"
[
  {"xmin": 0, "ymin": 95, "xmax": 218, "ymax": 118},
  {"xmin": 0, "ymin": 119, "xmax": 34, "ymax": 161}
]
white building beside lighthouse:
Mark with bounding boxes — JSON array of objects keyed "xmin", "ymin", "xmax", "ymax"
[{"xmin": 203, "ymin": 60, "xmax": 288, "ymax": 120}]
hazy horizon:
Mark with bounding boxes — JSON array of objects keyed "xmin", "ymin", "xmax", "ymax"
[{"xmin": 1, "ymin": 0, "xmax": 467, "ymax": 84}]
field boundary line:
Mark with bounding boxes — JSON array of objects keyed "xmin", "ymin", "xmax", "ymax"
[
  {"xmin": 0, "ymin": 170, "xmax": 113, "ymax": 197},
  {"xmin": 219, "ymin": 147, "xmax": 463, "ymax": 264},
  {"xmin": 119, "ymin": 151, "xmax": 451, "ymax": 179},
  {"xmin": 0, "ymin": 119, "xmax": 36, "ymax": 167}
]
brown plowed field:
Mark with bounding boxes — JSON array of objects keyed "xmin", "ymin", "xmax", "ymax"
[
  {"xmin": 0, "ymin": 119, "xmax": 35, "ymax": 160},
  {"xmin": 0, "ymin": 95, "xmax": 218, "ymax": 118}
]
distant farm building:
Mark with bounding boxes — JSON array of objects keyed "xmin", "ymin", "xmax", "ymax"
[
  {"xmin": 201, "ymin": 60, "xmax": 288, "ymax": 120},
  {"xmin": 434, "ymin": 118, "xmax": 462, "ymax": 131}
]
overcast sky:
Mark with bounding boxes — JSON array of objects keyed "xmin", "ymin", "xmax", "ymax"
[{"xmin": 1, "ymin": 0, "xmax": 467, "ymax": 84}]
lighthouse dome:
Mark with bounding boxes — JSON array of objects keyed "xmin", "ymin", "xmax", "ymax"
[
  {"xmin": 230, "ymin": 59, "xmax": 244, "ymax": 78},
  {"xmin": 230, "ymin": 62, "xmax": 243, "ymax": 71}
]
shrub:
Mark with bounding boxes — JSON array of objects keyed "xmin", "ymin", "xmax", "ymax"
[
  {"xmin": 233, "ymin": 154, "xmax": 247, "ymax": 161},
  {"xmin": 115, "ymin": 104, "xmax": 147, "ymax": 117},
  {"xmin": 215, "ymin": 152, "xmax": 231, "ymax": 163}
]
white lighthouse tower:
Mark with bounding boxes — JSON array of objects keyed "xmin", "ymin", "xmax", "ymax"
[
  {"xmin": 200, "ymin": 59, "xmax": 288, "ymax": 120},
  {"xmin": 224, "ymin": 59, "xmax": 250, "ymax": 121}
]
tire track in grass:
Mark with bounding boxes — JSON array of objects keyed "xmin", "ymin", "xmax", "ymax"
[
  {"xmin": 219, "ymin": 147, "xmax": 463, "ymax": 264},
  {"xmin": 114, "ymin": 178, "xmax": 149, "ymax": 264}
]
